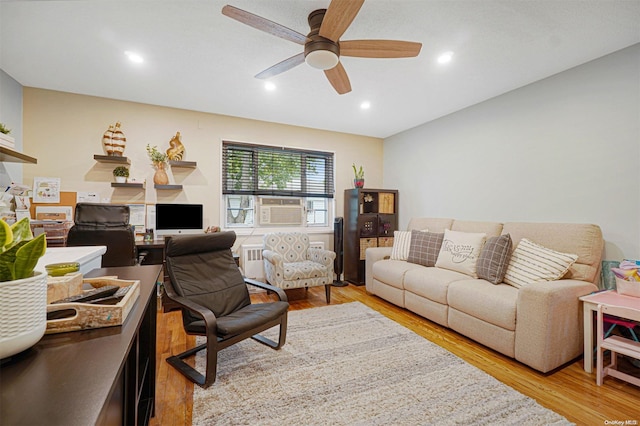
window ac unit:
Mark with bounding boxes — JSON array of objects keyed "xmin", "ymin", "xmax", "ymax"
[{"xmin": 258, "ymin": 198, "xmax": 304, "ymax": 226}]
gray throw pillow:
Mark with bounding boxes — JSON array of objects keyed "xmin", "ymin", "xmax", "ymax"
[
  {"xmin": 407, "ymin": 230, "xmax": 444, "ymax": 267},
  {"xmin": 476, "ymin": 234, "xmax": 513, "ymax": 284}
]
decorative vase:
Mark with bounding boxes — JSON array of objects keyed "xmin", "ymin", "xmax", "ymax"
[
  {"xmin": 102, "ymin": 124, "xmax": 115, "ymax": 155},
  {"xmin": 354, "ymin": 179, "xmax": 364, "ymax": 188},
  {"xmin": 114, "ymin": 176, "xmax": 126, "ymax": 183},
  {"xmin": 153, "ymin": 162, "xmax": 169, "ymax": 185},
  {"xmin": 0, "ymin": 271, "xmax": 48, "ymax": 360},
  {"xmin": 110, "ymin": 122, "xmax": 127, "ymax": 157}
]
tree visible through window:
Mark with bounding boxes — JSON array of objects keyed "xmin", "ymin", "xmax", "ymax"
[{"xmin": 222, "ymin": 141, "xmax": 334, "ymax": 227}]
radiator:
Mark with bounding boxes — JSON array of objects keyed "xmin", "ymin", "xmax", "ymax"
[{"xmin": 240, "ymin": 241, "xmax": 325, "ymax": 282}]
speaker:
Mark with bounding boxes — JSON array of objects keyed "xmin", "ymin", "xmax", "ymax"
[{"xmin": 333, "ymin": 217, "xmax": 347, "ymax": 287}]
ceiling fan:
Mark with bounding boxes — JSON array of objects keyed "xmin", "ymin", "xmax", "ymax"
[{"xmin": 222, "ymin": 0, "xmax": 422, "ymax": 95}]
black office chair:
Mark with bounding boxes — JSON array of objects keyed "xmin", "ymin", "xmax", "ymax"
[
  {"xmin": 163, "ymin": 231, "xmax": 289, "ymax": 388},
  {"xmin": 66, "ymin": 203, "xmax": 138, "ymax": 267}
]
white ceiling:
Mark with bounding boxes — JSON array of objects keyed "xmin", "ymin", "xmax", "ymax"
[{"xmin": 1, "ymin": 0, "xmax": 639, "ymax": 138}]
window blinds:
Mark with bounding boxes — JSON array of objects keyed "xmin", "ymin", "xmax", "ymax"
[{"xmin": 222, "ymin": 141, "xmax": 335, "ymax": 198}]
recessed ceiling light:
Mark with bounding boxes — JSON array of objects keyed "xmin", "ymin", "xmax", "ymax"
[
  {"xmin": 437, "ymin": 51, "xmax": 454, "ymax": 64},
  {"xmin": 360, "ymin": 101, "xmax": 371, "ymax": 110},
  {"xmin": 264, "ymin": 81, "xmax": 276, "ymax": 91},
  {"xmin": 124, "ymin": 51, "xmax": 144, "ymax": 64}
]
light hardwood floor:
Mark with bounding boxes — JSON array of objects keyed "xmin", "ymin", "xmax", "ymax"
[{"xmin": 150, "ymin": 284, "xmax": 640, "ymax": 426}]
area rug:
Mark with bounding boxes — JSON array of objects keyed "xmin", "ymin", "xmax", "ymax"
[{"xmin": 192, "ymin": 302, "xmax": 571, "ymax": 425}]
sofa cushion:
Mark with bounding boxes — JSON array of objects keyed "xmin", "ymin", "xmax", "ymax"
[
  {"xmin": 502, "ymin": 222, "xmax": 602, "ymax": 284},
  {"xmin": 404, "ymin": 267, "xmax": 469, "ymax": 304},
  {"xmin": 390, "ymin": 230, "xmax": 412, "ymax": 261},
  {"xmin": 435, "ymin": 229, "xmax": 486, "ymax": 278},
  {"xmin": 503, "ymin": 238, "xmax": 578, "ymax": 289},
  {"xmin": 476, "ymin": 234, "xmax": 513, "ymax": 284},
  {"xmin": 372, "ymin": 259, "xmax": 425, "ymax": 290},
  {"xmin": 407, "ymin": 230, "xmax": 444, "ymax": 267},
  {"xmin": 451, "ymin": 220, "xmax": 503, "ymax": 238},
  {"xmin": 448, "ymin": 279, "xmax": 518, "ymax": 330}
]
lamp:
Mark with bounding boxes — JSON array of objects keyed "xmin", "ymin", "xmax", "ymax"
[{"xmin": 305, "ymin": 49, "xmax": 339, "ymax": 70}]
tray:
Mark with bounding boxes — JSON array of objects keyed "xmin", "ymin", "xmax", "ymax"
[{"xmin": 46, "ymin": 276, "xmax": 140, "ymax": 334}]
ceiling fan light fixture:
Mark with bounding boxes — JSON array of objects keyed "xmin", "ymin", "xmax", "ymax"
[{"xmin": 305, "ymin": 49, "xmax": 339, "ymax": 70}]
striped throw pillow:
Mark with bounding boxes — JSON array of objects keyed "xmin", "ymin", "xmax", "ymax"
[
  {"xmin": 503, "ymin": 238, "xmax": 578, "ymax": 289},
  {"xmin": 390, "ymin": 230, "xmax": 413, "ymax": 260}
]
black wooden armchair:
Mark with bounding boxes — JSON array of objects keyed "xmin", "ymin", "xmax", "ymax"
[{"xmin": 163, "ymin": 231, "xmax": 289, "ymax": 388}]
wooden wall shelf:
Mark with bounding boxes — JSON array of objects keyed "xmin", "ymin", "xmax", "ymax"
[
  {"xmin": 169, "ymin": 160, "xmax": 197, "ymax": 168},
  {"xmin": 0, "ymin": 146, "xmax": 37, "ymax": 164},
  {"xmin": 111, "ymin": 182, "xmax": 144, "ymax": 189},
  {"xmin": 154, "ymin": 184, "xmax": 182, "ymax": 190},
  {"xmin": 94, "ymin": 154, "xmax": 131, "ymax": 165}
]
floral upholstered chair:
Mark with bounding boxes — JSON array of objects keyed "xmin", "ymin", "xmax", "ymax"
[{"xmin": 263, "ymin": 232, "xmax": 335, "ymax": 303}]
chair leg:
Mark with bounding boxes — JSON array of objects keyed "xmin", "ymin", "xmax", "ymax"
[
  {"xmin": 325, "ymin": 284, "xmax": 331, "ymax": 304},
  {"xmin": 252, "ymin": 314, "xmax": 288, "ymax": 349},
  {"xmin": 166, "ymin": 342, "xmax": 212, "ymax": 388},
  {"xmin": 596, "ymin": 345, "xmax": 604, "ymax": 386}
]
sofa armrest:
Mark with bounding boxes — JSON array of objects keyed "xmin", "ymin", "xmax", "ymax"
[
  {"xmin": 365, "ymin": 247, "xmax": 393, "ymax": 291},
  {"xmin": 515, "ymin": 279, "xmax": 597, "ymax": 372}
]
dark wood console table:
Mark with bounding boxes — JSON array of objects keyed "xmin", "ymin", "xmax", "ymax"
[{"xmin": 0, "ymin": 264, "xmax": 162, "ymax": 426}]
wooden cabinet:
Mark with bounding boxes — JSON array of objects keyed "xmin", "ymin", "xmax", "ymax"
[
  {"xmin": 0, "ymin": 265, "xmax": 161, "ymax": 426},
  {"xmin": 344, "ymin": 188, "xmax": 398, "ymax": 285}
]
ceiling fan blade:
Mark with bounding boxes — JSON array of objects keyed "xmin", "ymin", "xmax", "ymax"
[
  {"xmin": 324, "ymin": 62, "xmax": 351, "ymax": 95},
  {"xmin": 319, "ymin": 0, "xmax": 365, "ymax": 42},
  {"xmin": 222, "ymin": 5, "xmax": 307, "ymax": 45},
  {"xmin": 255, "ymin": 53, "xmax": 305, "ymax": 79},
  {"xmin": 340, "ymin": 40, "xmax": 422, "ymax": 58}
]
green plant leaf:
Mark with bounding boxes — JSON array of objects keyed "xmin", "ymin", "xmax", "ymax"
[
  {"xmin": 0, "ymin": 241, "xmax": 21, "ymax": 281},
  {"xmin": 10, "ymin": 217, "xmax": 34, "ymax": 246},
  {"xmin": 0, "ymin": 219, "xmax": 13, "ymax": 250},
  {"xmin": 13, "ymin": 234, "xmax": 47, "ymax": 280}
]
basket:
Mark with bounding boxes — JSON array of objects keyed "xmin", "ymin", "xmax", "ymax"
[
  {"xmin": 0, "ymin": 271, "xmax": 48, "ymax": 359},
  {"xmin": 615, "ymin": 276, "xmax": 640, "ymax": 298}
]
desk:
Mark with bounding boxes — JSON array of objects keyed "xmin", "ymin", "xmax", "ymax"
[
  {"xmin": 0, "ymin": 264, "xmax": 162, "ymax": 426},
  {"xmin": 579, "ymin": 290, "xmax": 640, "ymax": 373},
  {"xmin": 136, "ymin": 239, "xmax": 166, "ymax": 266}
]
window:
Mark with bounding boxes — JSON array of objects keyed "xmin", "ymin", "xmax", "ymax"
[{"xmin": 222, "ymin": 141, "xmax": 334, "ymax": 228}]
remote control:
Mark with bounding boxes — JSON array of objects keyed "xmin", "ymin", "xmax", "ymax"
[
  {"xmin": 51, "ymin": 285, "xmax": 119, "ymax": 304},
  {"xmin": 90, "ymin": 285, "xmax": 132, "ymax": 305}
]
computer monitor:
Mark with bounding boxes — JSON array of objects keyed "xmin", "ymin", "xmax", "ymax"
[{"xmin": 154, "ymin": 203, "xmax": 204, "ymax": 237}]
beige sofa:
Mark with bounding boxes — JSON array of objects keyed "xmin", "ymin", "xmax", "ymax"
[{"xmin": 365, "ymin": 218, "xmax": 604, "ymax": 373}]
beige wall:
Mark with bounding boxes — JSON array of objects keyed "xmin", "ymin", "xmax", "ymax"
[{"xmin": 22, "ymin": 88, "xmax": 383, "ymax": 247}]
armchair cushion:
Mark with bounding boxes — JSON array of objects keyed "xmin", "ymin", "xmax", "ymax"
[
  {"xmin": 284, "ymin": 260, "xmax": 330, "ymax": 281},
  {"xmin": 185, "ymin": 302, "xmax": 289, "ymax": 337}
]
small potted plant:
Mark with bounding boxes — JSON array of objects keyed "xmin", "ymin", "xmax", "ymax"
[
  {"xmin": 146, "ymin": 144, "xmax": 169, "ymax": 185},
  {"xmin": 352, "ymin": 163, "xmax": 365, "ymax": 188},
  {"xmin": 0, "ymin": 122, "xmax": 15, "ymax": 149},
  {"xmin": 0, "ymin": 217, "xmax": 48, "ymax": 359},
  {"xmin": 112, "ymin": 166, "xmax": 130, "ymax": 183},
  {"xmin": 113, "ymin": 166, "xmax": 129, "ymax": 183}
]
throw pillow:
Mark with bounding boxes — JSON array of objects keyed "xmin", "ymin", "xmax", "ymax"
[
  {"xmin": 407, "ymin": 230, "xmax": 443, "ymax": 267},
  {"xmin": 390, "ymin": 230, "xmax": 413, "ymax": 261},
  {"xmin": 503, "ymin": 238, "xmax": 578, "ymax": 289},
  {"xmin": 476, "ymin": 234, "xmax": 513, "ymax": 284},
  {"xmin": 435, "ymin": 229, "xmax": 487, "ymax": 277}
]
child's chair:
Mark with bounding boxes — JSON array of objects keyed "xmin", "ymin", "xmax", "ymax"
[{"xmin": 596, "ymin": 304, "xmax": 640, "ymax": 387}]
